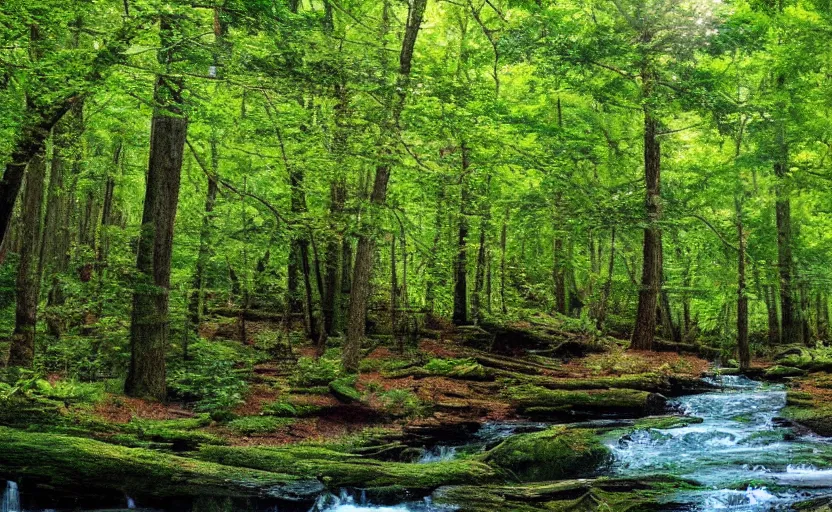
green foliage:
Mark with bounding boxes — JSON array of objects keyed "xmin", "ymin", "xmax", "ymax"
[
  {"xmin": 167, "ymin": 341, "xmax": 250, "ymax": 416},
  {"xmin": 226, "ymin": 416, "xmax": 294, "ymax": 436},
  {"xmin": 290, "ymin": 353, "xmax": 341, "ymax": 387},
  {"xmin": 375, "ymin": 389, "xmax": 425, "ymax": 418},
  {"xmin": 261, "ymin": 400, "xmax": 321, "ymax": 417}
]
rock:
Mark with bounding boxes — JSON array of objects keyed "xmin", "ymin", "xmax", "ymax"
[{"xmin": 484, "ymin": 426, "xmax": 610, "ymax": 481}]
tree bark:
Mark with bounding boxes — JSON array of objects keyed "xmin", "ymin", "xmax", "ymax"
[
  {"xmin": 473, "ymin": 217, "xmax": 487, "ymax": 325},
  {"xmin": 631, "ymin": 108, "xmax": 662, "ymax": 351},
  {"xmin": 7, "ymin": 154, "xmax": 46, "ymax": 368},
  {"xmin": 323, "ymin": 83, "xmax": 349, "ymax": 336},
  {"xmin": 500, "ymin": 210, "xmax": 508, "ymax": 315},
  {"xmin": 342, "ymin": 0, "xmax": 427, "ymax": 372},
  {"xmin": 596, "ymin": 227, "xmax": 616, "ymax": 331},
  {"xmin": 453, "ymin": 143, "xmax": 471, "ymax": 326},
  {"xmin": 736, "ymin": 198, "xmax": 750, "ymax": 370},
  {"xmin": 553, "ymin": 235, "xmax": 566, "ymax": 315},
  {"xmin": 125, "ymin": 19, "xmax": 187, "ymax": 400}
]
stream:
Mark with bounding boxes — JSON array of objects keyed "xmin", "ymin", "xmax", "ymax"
[
  {"xmin": 609, "ymin": 374, "xmax": 832, "ymax": 510},
  {"xmin": 5, "ymin": 375, "xmax": 832, "ymax": 511}
]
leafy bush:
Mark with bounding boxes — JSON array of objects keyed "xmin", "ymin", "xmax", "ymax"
[
  {"xmin": 227, "ymin": 415, "xmax": 293, "ymax": 436},
  {"xmin": 290, "ymin": 354, "xmax": 340, "ymax": 387},
  {"xmin": 261, "ymin": 400, "xmax": 321, "ymax": 417},
  {"xmin": 167, "ymin": 341, "xmax": 250, "ymax": 417},
  {"xmin": 376, "ymin": 389, "xmax": 425, "ymax": 418}
]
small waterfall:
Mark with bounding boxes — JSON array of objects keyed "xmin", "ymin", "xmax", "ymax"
[
  {"xmin": 1, "ymin": 481, "xmax": 20, "ymax": 512},
  {"xmin": 418, "ymin": 445, "xmax": 457, "ymax": 463},
  {"xmin": 126, "ymin": 496, "xmax": 136, "ymax": 509}
]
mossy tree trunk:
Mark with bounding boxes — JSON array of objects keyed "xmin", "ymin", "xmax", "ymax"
[
  {"xmin": 125, "ymin": 17, "xmax": 188, "ymax": 400},
  {"xmin": 8, "ymin": 153, "xmax": 46, "ymax": 368}
]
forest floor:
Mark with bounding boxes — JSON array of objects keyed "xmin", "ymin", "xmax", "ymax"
[
  {"xmin": 9, "ymin": 312, "xmax": 832, "ymax": 511},
  {"xmin": 80, "ymin": 313, "xmax": 727, "ymax": 447}
]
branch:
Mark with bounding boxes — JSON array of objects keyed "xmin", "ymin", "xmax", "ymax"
[
  {"xmin": 689, "ymin": 213, "xmax": 737, "ymax": 252},
  {"xmin": 186, "ymin": 138, "xmax": 291, "ymax": 226}
]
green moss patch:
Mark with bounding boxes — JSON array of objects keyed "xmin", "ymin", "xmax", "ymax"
[{"xmin": 484, "ymin": 426, "xmax": 610, "ymax": 482}]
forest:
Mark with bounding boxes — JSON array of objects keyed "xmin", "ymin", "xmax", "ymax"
[{"xmin": 3, "ymin": 0, "xmax": 832, "ymax": 511}]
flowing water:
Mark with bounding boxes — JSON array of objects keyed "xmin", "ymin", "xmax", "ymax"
[
  {"xmin": 609, "ymin": 375, "xmax": 832, "ymax": 510},
  {"xmin": 1, "ymin": 481, "xmax": 20, "ymax": 512}
]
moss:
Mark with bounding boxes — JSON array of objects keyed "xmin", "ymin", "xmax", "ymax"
[
  {"xmin": 632, "ymin": 415, "xmax": 704, "ymax": 430},
  {"xmin": 781, "ymin": 405, "xmax": 832, "ymax": 437},
  {"xmin": 262, "ymin": 400, "xmax": 322, "ymax": 417},
  {"xmin": 433, "ymin": 475, "xmax": 698, "ymax": 512},
  {"xmin": 484, "ymin": 426, "xmax": 609, "ymax": 482},
  {"xmin": 123, "ymin": 415, "xmax": 223, "ymax": 450},
  {"xmin": 329, "ymin": 375, "xmax": 362, "ymax": 403},
  {"xmin": 195, "ymin": 444, "xmax": 498, "ymax": 492},
  {"xmin": 384, "ymin": 358, "xmax": 491, "ymax": 381},
  {"xmin": 227, "ymin": 416, "xmax": 294, "ymax": 436},
  {"xmin": 764, "ymin": 365, "xmax": 808, "ymax": 379},
  {"xmin": 0, "ymin": 426, "xmax": 322, "ymax": 500},
  {"xmin": 506, "ymin": 385, "xmax": 666, "ymax": 419}
]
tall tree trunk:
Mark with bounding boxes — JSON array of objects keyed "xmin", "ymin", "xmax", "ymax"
[
  {"xmin": 553, "ymin": 235, "xmax": 566, "ymax": 315},
  {"xmin": 452, "ymin": 143, "xmax": 471, "ymax": 326},
  {"xmin": 323, "ymin": 81, "xmax": 349, "ymax": 336},
  {"xmin": 339, "ymin": 238, "xmax": 352, "ymax": 332},
  {"xmin": 188, "ymin": 6, "xmax": 227, "ymax": 334},
  {"xmin": 7, "ymin": 154, "xmax": 46, "ymax": 368},
  {"xmin": 390, "ymin": 233, "xmax": 399, "ymax": 348},
  {"xmin": 596, "ymin": 227, "xmax": 616, "ymax": 331},
  {"xmin": 500, "ymin": 210, "xmax": 508, "ymax": 315},
  {"xmin": 766, "ymin": 284, "xmax": 781, "ymax": 344},
  {"xmin": 736, "ymin": 198, "xmax": 750, "ymax": 370},
  {"xmin": 188, "ymin": 151, "xmax": 218, "ymax": 332},
  {"xmin": 631, "ymin": 106, "xmax": 662, "ymax": 351},
  {"xmin": 473, "ymin": 217, "xmax": 487, "ymax": 325},
  {"xmin": 342, "ymin": 0, "xmax": 427, "ymax": 372},
  {"xmin": 322, "ymin": 179, "xmax": 346, "ymax": 336},
  {"xmin": 40, "ymin": 105, "xmax": 81, "ymax": 337},
  {"xmin": 125, "ymin": 19, "xmax": 187, "ymax": 400},
  {"xmin": 424, "ymin": 187, "xmax": 445, "ymax": 312}
]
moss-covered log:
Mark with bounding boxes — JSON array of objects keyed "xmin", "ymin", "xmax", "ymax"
[
  {"xmin": 195, "ymin": 444, "xmax": 499, "ymax": 492},
  {"xmin": 483, "ymin": 426, "xmax": 609, "ymax": 481},
  {"xmin": 506, "ymin": 385, "xmax": 667, "ymax": 420},
  {"xmin": 0, "ymin": 426, "xmax": 323, "ymax": 501},
  {"xmin": 432, "ymin": 475, "xmax": 698, "ymax": 512}
]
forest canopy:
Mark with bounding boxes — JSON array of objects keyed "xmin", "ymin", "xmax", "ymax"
[{"xmin": 1, "ymin": 0, "xmax": 832, "ymax": 393}]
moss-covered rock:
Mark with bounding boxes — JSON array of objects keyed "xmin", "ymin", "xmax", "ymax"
[
  {"xmin": 484, "ymin": 426, "xmax": 610, "ymax": 481},
  {"xmin": 0, "ymin": 426, "xmax": 322, "ymax": 501},
  {"xmin": 195, "ymin": 444, "xmax": 498, "ymax": 492},
  {"xmin": 764, "ymin": 365, "xmax": 808, "ymax": 379},
  {"xmin": 506, "ymin": 385, "xmax": 667, "ymax": 420}
]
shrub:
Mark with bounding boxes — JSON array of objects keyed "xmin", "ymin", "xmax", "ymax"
[
  {"xmin": 290, "ymin": 355, "xmax": 340, "ymax": 387},
  {"xmin": 167, "ymin": 341, "xmax": 250, "ymax": 417},
  {"xmin": 227, "ymin": 416, "xmax": 293, "ymax": 436},
  {"xmin": 376, "ymin": 389, "xmax": 424, "ymax": 418}
]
